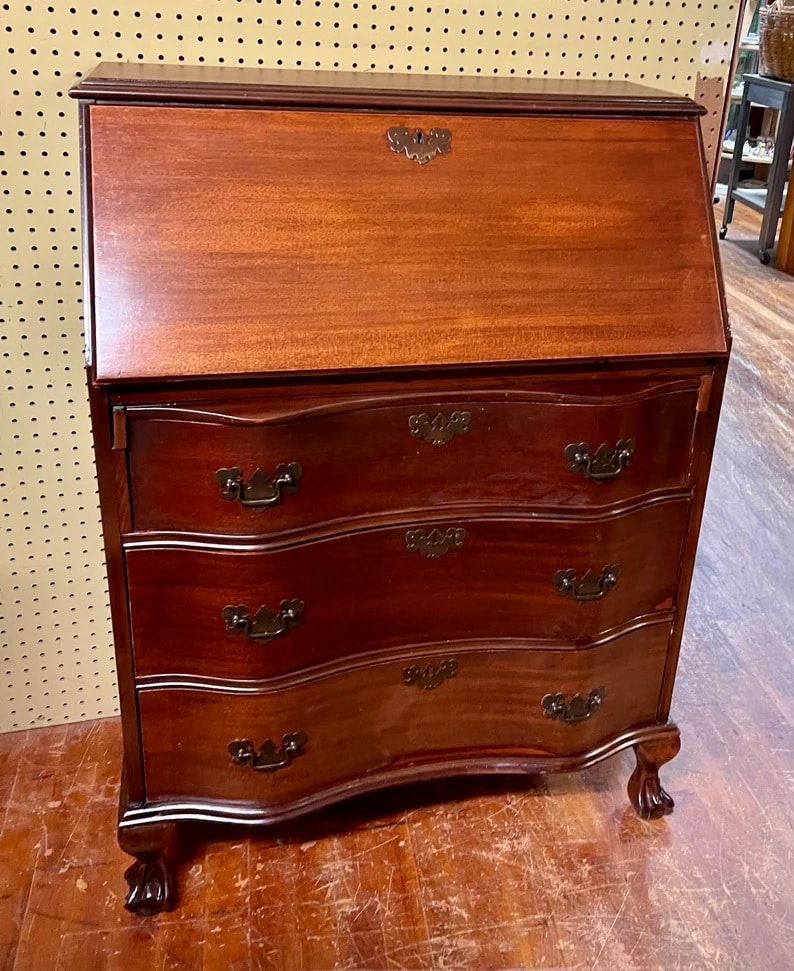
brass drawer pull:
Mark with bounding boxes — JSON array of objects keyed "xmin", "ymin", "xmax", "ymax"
[
  {"xmin": 228, "ymin": 732, "xmax": 307, "ymax": 772},
  {"xmin": 564, "ymin": 439, "xmax": 635, "ymax": 481},
  {"xmin": 553, "ymin": 564, "xmax": 621, "ymax": 602},
  {"xmin": 405, "ymin": 527, "xmax": 466, "ymax": 558},
  {"xmin": 387, "ymin": 126, "xmax": 452, "ymax": 165},
  {"xmin": 403, "ymin": 659, "xmax": 458, "ymax": 690},
  {"xmin": 409, "ymin": 410, "xmax": 471, "ymax": 445},
  {"xmin": 215, "ymin": 462, "xmax": 302, "ymax": 509},
  {"xmin": 542, "ymin": 688, "xmax": 604, "ymax": 724},
  {"xmin": 222, "ymin": 599, "xmax": 304, "ymax": 641}
]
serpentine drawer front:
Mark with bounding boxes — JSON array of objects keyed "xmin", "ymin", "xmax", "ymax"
[
  {"xmin": 123, "ymin": 383, "xmax": 700, "ymax": 535},
  {"xmin": 73, "ymin": 64, "xmax": 730, "ymax": 914},
  {"xmin": 126, "ymin": 499, "xmax": 688, "ymax": 681},
  {"xmin": 137, "ymin": 624, "xmax": 671, "ymax": 812}
]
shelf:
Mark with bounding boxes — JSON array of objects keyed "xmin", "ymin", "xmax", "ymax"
[
  {"xmin": 729, "ymin": 98, "xmax": 782, "ymax": 109},
  {"xmin": 721, "ymin": 149, "xmax": 774, "ymax": 164},
  {"xmin": 732, "ymin": 185, "xmax": 788, "ymax": 215}
]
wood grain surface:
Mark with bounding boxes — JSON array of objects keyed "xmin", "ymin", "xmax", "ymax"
[
  {"xmin": 125, "ymin": 501, "xmax": 687, "ymax": 681},
  {"xmin": 1, "ymin": 200, "xmax": 786, "ymax": 971},
  {"xmin": 87, "ymin": 105, "xmax": 726, "ymax": 381},
  {"xmin": 71, "ymin": 62, "xmax": 703, "ymax": 115},
  {"xmin": 137, "ymin": 628, "xmax": 670, "ymax": 810},
  {"xmin": 126, "ymin": 383, "xmax": 700, "ymax": 536}
]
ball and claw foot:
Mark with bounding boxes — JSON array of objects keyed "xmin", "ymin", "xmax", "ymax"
[
  {"xmin": 119, "ymin": 819, "xmax": 178, "ymax": 916},
  {"xmin": 627, "ymin": 731, "xmax": 680, "ymax": 821},
  {"xmin": 718, "ymin": 226, "xmax": 728, "ymax": 240},
  {"xmin": 123, "ymin": 857, "xmax": 175, "ymax": 916},
  {"xmin": 629, "ymin": 771, "xmax": 675, "ymax": 820}
]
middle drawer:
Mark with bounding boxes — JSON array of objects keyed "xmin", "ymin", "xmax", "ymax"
[{"xmin": 127, "ymin": 499, "xmax": 687, "ymax": 681}]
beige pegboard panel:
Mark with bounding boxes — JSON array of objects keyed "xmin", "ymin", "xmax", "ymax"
[{"xmin": 1, "ymin": 0, "xmax": 740, "ymax": 734}]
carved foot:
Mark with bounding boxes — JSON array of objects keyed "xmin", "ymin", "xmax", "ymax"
[
  {"xmin": 119, "ymin": 820, "xmax": 178, "ymax": 916},
  {"xmin": 627, "ymin": 730, "xmax": 681, "ymax": 821},
  {"xmin": 123, "ymin": 857, "xmax": 174, "ymax": 916}
]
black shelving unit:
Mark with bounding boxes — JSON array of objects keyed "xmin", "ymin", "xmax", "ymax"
[{"xmin": 719, "ymin": 74, "xmax": 794, "ymax": 263}]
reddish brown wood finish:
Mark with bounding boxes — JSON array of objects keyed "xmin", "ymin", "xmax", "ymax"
[
  {"xmin": 126, "ymin": 500, "xmax": 686, "ymax": 681},
  {"xmin": 109, "ymin": 364, "xmax": 721, "ymax": 407},
  {"xmin": 11, "ymin": 202, "xmax": 783, "ymax": 966},
  {"xmin": 138, "ymin": 624, "xmax": 670, "ymax": 811},
  {"xmin": 627, "ymin": 731, "xmax": 681, "ymax": 819},
  {"xmin": 70, "ymin": 62, "xmax": 704, "ymax": 115},
  {"xmin": 658, "ymin": 360, "xmax": 728, "ymax": 720},
  {"xmin": 85, "ymin": 383, "xmax": 144, "ymax": 804},
  {"xmin": 86, "ymin": 105, "xmax": 725, "ymax": 382},
  {"xmin": 126, "ymin": 383, "xmax": 699, "ymax": 536},
  {"xmin": 75, "ymin": 64, "xmax": 730, "ymax": 915},
  {"xmin": 117, "ymin": 820, "xmax": 178, "ymax": 916}
]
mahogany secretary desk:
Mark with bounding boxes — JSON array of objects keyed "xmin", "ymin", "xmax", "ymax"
[{"xmin": 70, "ymin": 63, "xmax": 730, "ymax": 915}]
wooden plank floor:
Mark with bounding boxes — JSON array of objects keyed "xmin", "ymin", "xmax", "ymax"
[{"xmin": 2, "ymin": 202, "xmax": 793, "ymax": 970}]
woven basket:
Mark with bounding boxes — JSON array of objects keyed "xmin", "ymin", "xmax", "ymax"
[{"xmin": 760, "ymin": 0, "xmax": 794, "ymax": 83}]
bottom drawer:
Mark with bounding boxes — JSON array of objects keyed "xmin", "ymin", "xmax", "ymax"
[{"xmin": 139, "ymin": 622, "xmax": 671, "ymax": 810}]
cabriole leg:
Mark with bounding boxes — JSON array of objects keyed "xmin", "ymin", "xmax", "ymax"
[
  {"xmin": 118, "ymin": 820, "xmax": 178, "ymax": 916},
  {"xmin": 627, "ymin": 729, "xmax": 681, "ymax": 820}
]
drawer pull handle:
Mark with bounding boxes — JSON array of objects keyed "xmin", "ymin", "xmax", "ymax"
[
  {"xmin": 403, "ymin": 658, "xmax": 458, "ymax": 690},
  {"xmin": 228, "ymin": 732, "xmax": 307, "ymax": 772},
  {"xmin": 542, "ymin": 688, "xmax": 604, "ymax": 724},
  {"xmin": 564, "ymin": 439, "xmax": 635, "ymax": 481},
  {"xmin": 387, "ymin": 126, "xmax": 452, "ymax": 165},
  {"xmin": 214, "ymin": 462, "xmax": 302, "ymax": 509},
  {"xmin": 553, "ymin": 564, "xmax": 621, "ymax": 602},
  {"xmin": 222, "ymin": 599, "xmax": 304, "ymax": 641},
  {"xmin": 409, "ymin": 410, "xmax": 471, "ymax": 446},
  {"xmin": 406, "ymin": 527, "xmax": 466, "ymax": 558}
]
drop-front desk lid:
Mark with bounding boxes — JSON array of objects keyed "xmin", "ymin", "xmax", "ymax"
[{"xmin": 72, "ymin": 64, "xmax": 729, "ymax": 383}]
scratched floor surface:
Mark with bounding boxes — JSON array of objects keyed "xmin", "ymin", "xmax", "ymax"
[{"xmin": 1, "ymin": 201, "xmax": 793, "ymax": 970}]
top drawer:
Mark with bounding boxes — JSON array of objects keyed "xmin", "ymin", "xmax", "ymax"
[
  {"xmin": 86, "ymin": 105, "xmax": 726, "ymax": 381},
  {"xmin": 124, "ymin": 382, "xmax": 699, "ymax": 536}
]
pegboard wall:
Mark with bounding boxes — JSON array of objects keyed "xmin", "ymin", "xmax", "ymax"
[{"xmin": 1, "ymin": 0, "xmax": 740, "ymax": 734}]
